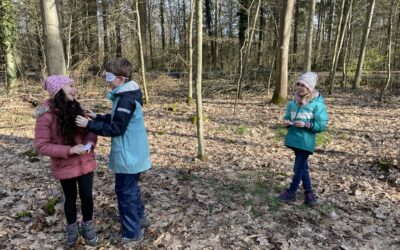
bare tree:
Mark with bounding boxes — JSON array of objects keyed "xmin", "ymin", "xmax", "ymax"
[
  {"xmin": 353, "ymin": 0, "xmax": 375, "ymax": 89},
  {"xmin": 272, "ymin": 0, "xmax": 295, "ymax": 104},
  {"xmin": 380, "ymin": 0, "xmax": 399, "ymax": 102},
  {"xmin": 160, "ymin": 0, "xmax": 166, "ymax": 52},
  {"xmin": 195, "ymin": 0, "xmax": 205, "ymax": 159},
  {"xmin": 0, "ymin": 0, "xmax": 18, "ymax": 93},
  {"xmin": 328, "ymin": 0, "xmax": 353, "ymax": 94},
  {"xmin": 40, "ymin": 0, "xmax": 66, "ymax": 75},
  {"xmin": 304, "ymin": 0, "xmax": 316, "ymax": 72},
  {"xmin": 187, "ymin": 0, "xmax": 194, "ymax": 104},
  {"xmin": 135, "ymin": 0, "xmax": 149, "ymax": 103},
  {"xmin": 235, "ymin": 0, "xmax": 262, "ymax": 104}
]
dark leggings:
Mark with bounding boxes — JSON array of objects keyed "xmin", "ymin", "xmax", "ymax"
[{"xmin": 60, "ymin": 172, "xmax": 94, "ymax": 225}]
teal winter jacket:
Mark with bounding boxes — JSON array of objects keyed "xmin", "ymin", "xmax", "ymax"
[
  {"xmin": 283, "ymin": 91, "xmax": 328, "ymax": 153},
  {"xmin": 87, "ymin": 81, "xmax": 151, "ymax": 174}
]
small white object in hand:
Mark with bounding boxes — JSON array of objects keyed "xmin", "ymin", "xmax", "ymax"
[{"xmin": 82, "ymin": 143, "xmax": 91, "ymax": 151}]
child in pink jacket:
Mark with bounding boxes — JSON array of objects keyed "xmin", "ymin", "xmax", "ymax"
[{"xmin": 34, "ymin": 75, "xmax": 98, "ymax": 247}]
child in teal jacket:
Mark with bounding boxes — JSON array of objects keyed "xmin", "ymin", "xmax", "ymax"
[
  {"xmin": 75, "ymin": 58, "xmax": 151, "ymax": 246},
  {"xmin": 278, "ymin": 72, "xmax": 328, "ymax": 206}
]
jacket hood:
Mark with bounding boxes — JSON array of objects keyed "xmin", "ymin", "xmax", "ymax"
[
  {"xmin": 35, "ymin": 100, "xmax": 51, "ymax": 118},
  {"xmin": 108, "ymin": 80, "xmax": 143, "ymax": 105}
]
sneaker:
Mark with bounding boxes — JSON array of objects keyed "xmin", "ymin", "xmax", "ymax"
[
  {"xmin": 140, "ymin": 215, "xmax": 151, "ymax": 228},
  {"xmin": 66, "ymin": 222, "xmax": 79, "ymax": 248},
  {"xmin": 277, "ymin": 191, "xmax": 296, "ymax": 203},
  {"xmin": 110, "ymin": 230, "xmax": 144, "ymax": 246},
  {"xmin": 82, "ymin": 220, "xmax": 98, "ymax": 246},
  {"xmin": 305, "ymin": 192, "xmax": 317, "ymax": 207}
]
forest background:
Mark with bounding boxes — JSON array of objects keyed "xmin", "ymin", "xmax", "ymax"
[{"xmin": 0, "ymin": 0, "xmax": 399, "ymax": 249}]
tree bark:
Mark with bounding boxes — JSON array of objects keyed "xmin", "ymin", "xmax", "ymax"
[
  {"xmin": 160, "ymin": 0, "xmax": 166, "ymax": 52},
  {"xmin": 235, "ymin": 0, "xmax": 262, "ymax": 103},
  {"xmin": 40, "ymin": 0, "xmax": 66, "ymax": 75},
  {"xmin": 272, "ymin": 0, "xmax": 295, "ymax": 105},
  {"xmin": 353, "ymin": 0, "xmax": 375, "ymax": 89},
  {"xmin": 326, "ymin": 0, "xmax": 336, "ymax": 62},
  {"xmin": 328, "ymin": 0, "xmax": 353, "ymax": 94},
  {"xmin": 0, "ymin": 0, "xmax": 18, "ymax": 93},
  {"xmin": 195, "ymin": 0, "xmax": 205, "ymax": 159},
  {"xmin": 135, "ymin": 0, "xmax": 149, "ymax": 104},
  {"xmin": 304, "ymin": 0, "xmax": 316, "ymax": 72},
  {"xmin": 380, "ymin": 0, "xmax": 399, "ymax": 102},
  {"xmin": 187, "ymin": 0, "xmax": 194, "ymax": 104}
]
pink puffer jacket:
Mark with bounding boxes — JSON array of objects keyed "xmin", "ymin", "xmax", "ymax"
[{"xmin": 34, "ymin": 100, "xmax": 97, "ymax": 180}]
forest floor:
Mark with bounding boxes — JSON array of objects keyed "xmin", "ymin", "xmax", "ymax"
[{"xmin": 0, "ymin": 75, "xmax": 399, "ymax": 250}]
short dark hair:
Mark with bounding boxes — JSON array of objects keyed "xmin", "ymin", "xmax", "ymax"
[{"xmin": 105, "ymin": 57, "xmax": 133, "ymax": 79}]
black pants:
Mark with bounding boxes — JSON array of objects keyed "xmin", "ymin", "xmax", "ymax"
[{"xmin": 60, "ymin": 172, "xmax": 94, "ymax": 225}]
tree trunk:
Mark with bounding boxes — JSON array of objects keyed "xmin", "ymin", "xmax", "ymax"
[
  {"xmin": 292, "ymin": 1, "xmax": 300, "ymax": 68},
  {"xmin": 135, "ymin": 0, "xmax": 149, "ymax": 104},
  {"xmin": 342, "ymin": 10, "xmax": 353, "ymax": 86},
  {"xmin": 257, "ymin": 1, "xmax": 265, "ymax": 66},
  {"xmin": 272, "ymin": 0, "xmax": 295, "ymax": 105},
  {"xmin": 235, "ymin": 0, "xmax": 262, "ymax": 103},
  {"xmin": 195, "ymin": 0, "xmax": 205, "ymax": 159},
  {"xmin": 187, "ymin": 0, "xmax": 194, "ymax": 104},
  {"xmin": 215, "ymin": 0, "xmax": 220, "ymax": 69},
  {"xmin": 147, "ymin": 1, "xmax": 154, "ymax": 69},
  {"xmin": 138, "ymin": 0, "xmax": 147, "ymax": 68},
  {"xmin": 314, "ymin": 0, "xmax": 325, "ymax": 68},
  {"xmin": 160, "ymin": 0, "xmax": 166, "ymax": 52},
  {"xmin": 326, "ymin": 0, "xmax": 336, "ymax": 62},
  {"xmin": 238, "ymin": 0, "xmax": 250, "ymax": 47},
  {"xmin": 0, "ymin": 0, "xmax": 18, "ymax": 93},
  {"xmin": 40, "ymin": 0, "xmax": 66, "ymax": 75},
  {"xmin": 86, "ymin": 0, "xmax": 98, "ymax": 60},
  {"xmin": 352, "ymin": 0, "xmax": 375, "ymax": 89},
  {"xmin": 328, "ymin": 0, "xmax": 353, "ymax": 94},
  {"xmin": 116, "ymin": 23, "xmax": 122, "ymax": 57},
  {"xmin": 102, "ymin": 0, "xmax": 109, "ymax": 64},
  {"xmin": 304, "ymin": 0, "xmax": 316, "ymax": 72},
  {"xmin": 380, "ymin": 0, "xmax": 399, "ymax": 102}
]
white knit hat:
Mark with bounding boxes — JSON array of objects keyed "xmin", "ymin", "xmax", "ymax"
[{"xmin": 296, "ymin": 72, "xmax": 318, "ymax": 92}]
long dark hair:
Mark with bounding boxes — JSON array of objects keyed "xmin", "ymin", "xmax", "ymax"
[{"xmin": 51, "ymin": 90, "xmax": 85, "ymax": 145}]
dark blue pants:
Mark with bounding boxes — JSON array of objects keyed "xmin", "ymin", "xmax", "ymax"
[
  {"xmin": 115, "ymin": 173, "xmax": 144, "ymax": 238},
  {"xmin": 288, "ymin": 149, "xmax": 312, "ymax": 193}
]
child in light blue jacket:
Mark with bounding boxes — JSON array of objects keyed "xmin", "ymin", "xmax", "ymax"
[
  {"xmin": 76, "ymin": 58, "xmax": 151, "ymax": 246},
  {"xmin": 278, "ymin": 72, "xmax": 328, "ymax": 207}
]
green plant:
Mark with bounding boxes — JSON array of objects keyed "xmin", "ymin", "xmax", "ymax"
[
  {"xmin": 316, "ymin": 132, "xmax": 333, "ymax": 146},
  {"xmin": 21, "ymin": 148, "xmax": 40, "ymax": 162},
  {"xmin": 16, "ymin": 210, "xmax": 32, "ymax": 219},
  {"xmin": 167, "ymin": 103, "xmax": 178, "ymax": 113},
  {"xmin": 236, "ymin": 125, "xmax": 250, "ymax": 135},
  {"xmin": 189, "ymin": 114, "xmax": 207, "ymax": 124},
  {"xmin": 274, "ymin": 128, "xmax": 288, "ymax": 141},
  {"xmin": 348, "ymin": 47, "xmax": 385, "ymax": 73},
  {"xmin": 42, "ymin": 197, "xmax": 60, "ymax": 215}
]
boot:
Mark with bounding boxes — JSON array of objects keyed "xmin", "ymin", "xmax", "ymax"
[
  {"xmin": 82, "ymin": 220, "xmax": 98, "ymax": 245},
  {"xmin": 66, "ymin": 222, "xmax": 79, "ymax": 248}
]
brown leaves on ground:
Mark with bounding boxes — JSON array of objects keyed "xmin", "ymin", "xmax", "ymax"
[{"xmin": 0, "ymin": 76, "xmax": 399, "ymax": 249}]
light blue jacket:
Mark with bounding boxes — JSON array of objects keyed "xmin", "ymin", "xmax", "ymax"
[
  {"xmin": 283, "ymin": 92, "xmax": 328, "ymax": 153},
  {"xmin": 87, "ymin": 81, "xmax": 151, "ymax": 174}
]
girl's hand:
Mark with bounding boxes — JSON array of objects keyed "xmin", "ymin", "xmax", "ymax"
[
  {"xmin": 283, "ymin": 120, "xmax": 292, "ymax": 127},
  {"xmin": 69, "ymin": 144, "xmax": 84, "ymax": 155},
  {"xmin": 294, "ymin": 121, "xmax": 306, "ymax": 128},
  {"xmin": 82, "ymin": 141, "xmax": 94, "ymax": 154},
  {"xmin": 85, "ymin": 109, "xmax": 97, "ymax": 119},
  {"xmin": 75, "ymin": 115, "xmax": 89, "ymax": 127}
]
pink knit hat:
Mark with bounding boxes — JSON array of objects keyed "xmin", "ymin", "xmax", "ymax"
[
  {"xmin": 296, "ymin": 72, "xmax": 318, "ymax": 92},
  {"xmin": 43, "ymin": 75, "xmax": 74, "ymax": 97}
]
